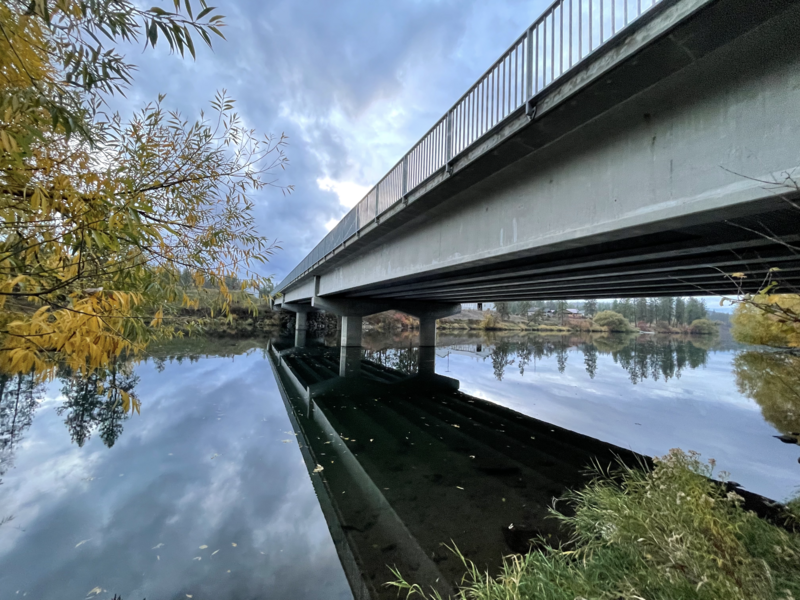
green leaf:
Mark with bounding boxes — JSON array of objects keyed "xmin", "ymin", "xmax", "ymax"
[
  {"xmin": 147, "ymin": 20, "xmax": 159, "ymax": 47},
  {"xmin": 184, "ymin": 28, "xmax": 196, "ymax": 59}
]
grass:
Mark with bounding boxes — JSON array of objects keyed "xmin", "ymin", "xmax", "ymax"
[{"xmin": 389, "ymin": 449, "xmax": 800, "ymax": 600}]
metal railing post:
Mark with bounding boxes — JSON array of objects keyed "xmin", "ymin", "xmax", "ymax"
[
  {"xmin": 445, "ymin": 110, "xmax": 453, "ymax": 171},
  {"xmin": 525, "ymin": 25, "xmax": 535, "ymax": 115},
  {"xmin": 374, "ymin": 186, "xmax": 379, "ymax": 221},
  {"xmin": 402, "ymin": 155, "xmax": 408, "ymax": 198}
]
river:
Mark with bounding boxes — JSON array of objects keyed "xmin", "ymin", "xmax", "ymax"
[{"xmin": 0, "ymin": 331, "xmax": 797, "ymax": 599}]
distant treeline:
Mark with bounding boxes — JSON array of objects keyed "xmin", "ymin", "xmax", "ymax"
[{"xmin": 499, "ymin": 297, "xmax": 712, "ymax": 326}]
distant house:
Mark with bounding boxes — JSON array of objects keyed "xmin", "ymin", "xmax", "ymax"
[{"xmin": 528, "ymin": 307, "xmax": 584, "ymax": 319}]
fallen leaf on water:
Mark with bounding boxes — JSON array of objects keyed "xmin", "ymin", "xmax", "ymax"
[
  {"xmin": 193, "ymin": 557, "xmax": 202, "ymax": 561},
  {"xmin": 231, "ymin": 543, "xmax": 237, "ymax": 547},
  {"xmin": 75, "ymin": 539, "xmax": 91, "ymax": 548},
  {"xmin": 210, "ymin": 454, "xmax": 219, "ymax": 460},
  {"xmin": 260, "ymin": 551, "xmax": 265, "ymax": 555},
  {"xmin": 199, "ymin": 545, "xmax": 207, "ymax": 549},
  {"xmin": 324, "ymin": 441, "xmax": 331, "ymax": 445},
  {"xmin": 369, "ymin": 439, "xmax": 373, "ymax": 442},
  {"xmin": 186, "ymin": 595, "xmax": 193, "ymax": 598},
  {"xmin": 313, "ymin": 464, "xmax": 324, "ymax": 473},
  {"xmin": 152, "ymin": 543, "xmax": 164, "ymax": 549},
  {"xmin": 227, "ymin": 570, "xmax": 231, "ymax": 573},
  {"xmin": 211, "ymin": 549, "xmax": 219, "ymax": 556},
  {"xmin": 469, "ymin": 455, "xmax": 475, "ymax": 459},
  {"xmin": 281, "ymin": 440, "xmax": 291, "ymax": 444},
  {"xmin": 86, "ymin": 587, "xmax": 103, "ymax": 597},
  {"xmin": 456, "ymin": 486, "xmax": 464, "ymax": 490},
  {"xmin": 451, "ymin": 424, "xmax": 460, "ymax": 429},
  {"xmin": 157, "ymin": 555, "xmax": 160, "ymax": 560}
]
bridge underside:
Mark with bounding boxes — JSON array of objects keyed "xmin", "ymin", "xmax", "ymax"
[
  {"xmin": 339, "ymin": 200, "xmax": 800, "ymax": 302},
  {"xmin": 279, "ymin": 0, "xmax": 800, "ymax": 307}
]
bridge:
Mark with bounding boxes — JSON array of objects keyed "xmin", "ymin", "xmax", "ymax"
[{"xmin": 276, "ymin": 0, "xmax": 800, "ymax": 347}]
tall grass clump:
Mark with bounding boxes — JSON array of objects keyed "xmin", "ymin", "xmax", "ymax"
[{"xmin": 389, "ymin": 449, "xmax": 800, "ymax": 600}]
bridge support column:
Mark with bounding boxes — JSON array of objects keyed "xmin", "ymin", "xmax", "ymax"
[
  {"xmin": 341, "ymin": 315, "xmax": 362, "ymax": 347},
  {"xmin": 294, "ymin": 328, "xmax": 307, "ymax": 348},
  {"xmin": 418, "ymin": 346, "xmax": 437, "ymax": 375},
  {"xmin": 418, "ymin": 316, "xmax": 437, "ymax": 347},
  {"xmin": 295, "ymin": 311, "xmax": 308, "ymax": 331},
  {"xmin": 339, "ymin": 346, "xmax": 362, "ymax": 377}
]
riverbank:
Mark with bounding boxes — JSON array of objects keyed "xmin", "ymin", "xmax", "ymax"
[{"xmin": 391, "ymin": 449, "xmax": 800, "ymax": 600}]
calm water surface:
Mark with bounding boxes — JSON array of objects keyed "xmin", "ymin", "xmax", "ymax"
[{"xmin": 0, "ymin": 331, "xmax": 798, "ymax": 599}]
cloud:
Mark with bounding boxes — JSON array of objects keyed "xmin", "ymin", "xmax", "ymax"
[{"xmin": 102, "ymin": 0, "xmax": 551, "ymax": 282}]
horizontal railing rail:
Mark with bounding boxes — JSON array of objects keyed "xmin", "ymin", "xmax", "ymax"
[{"xmin": 277, "ymin": 0, "xmax": 663, "ymax": 293}]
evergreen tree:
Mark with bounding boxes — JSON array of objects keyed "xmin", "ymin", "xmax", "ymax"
[
  {"xmin": 674, "ymin": 297, "xmax": 686, "ymax": 325},
  {"xmin": 686, "ymin": 298, "xmax": 707, "ymax": 322},
  {"xmin": 635, "ymin": 297, "xmax": 648, "ymax": 324},
  {"xmin": 658, "ymin": 297, "xmax": 674, "ymax": 324},
  {"xmin": 556, "ymin": 300, "xmax": 569, "ymax": 325}
]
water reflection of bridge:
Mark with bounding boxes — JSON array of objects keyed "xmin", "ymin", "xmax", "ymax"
[{"xmin": 267, "ymin": 341, "xmax": 642, "ymax": 599}]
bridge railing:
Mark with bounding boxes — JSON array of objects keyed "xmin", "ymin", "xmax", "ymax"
[{"xmin": 277, "ymin": 0, "xmax": 663, "ymax": 293}]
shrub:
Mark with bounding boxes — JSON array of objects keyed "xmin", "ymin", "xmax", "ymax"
[
  {"xmin": 390, "ymin": 450, "xmax": 800, "ymax": 600},
  {"xmin": 689, "ymin": 318, "xmax": 719, "ymax": 335},
  {"xmin": 593, "ymin": 310, "xmax": 634, "ymax": 332}
]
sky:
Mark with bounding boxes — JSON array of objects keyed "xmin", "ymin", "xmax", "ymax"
[{"xmin": 109, "ymin": 0, "xmax": 553, "ymax": 286}]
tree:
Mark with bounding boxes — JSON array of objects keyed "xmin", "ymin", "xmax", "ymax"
[
  {"xmin": 593, "ymin": 310, "xmax": 635, "ymax": 333},
  {"xmin": 556, "ymin": 300, "xmax": 568, "ymax": 325},
  {"xmin": 582, "ymin": 299, "xmax": 598, "ymax": 318},
  {"xmin": 685, "ymin": 298, "xmax": 707, "ymax": 323},
  {"xmin": 495, "ymin": 302, "xmax": 511, "ymax": 321},
  {"xmin": 658, "ymin": 297, "xmax": 674, "ymax": 324},
  {"xmin": 0, "ymin": 1, "xmax": 290, "ymax": 380},
  {"xmin": 635, "ymin": 297, "xmax": 648, "ymax": 324},
  {"xmin": 688, "ymin": 319, "xmax": 719, "ymax": 336},
  {"xmin": 674, "ymin": 297, "xmax": 686, "ymax": 325},
  {"xmin": 731, "ymin": 297, "xmax": 800, "ymax": 347},
  {"xmin": 529, "ymin": 308, "xmax": 546, "ymax": 325}
]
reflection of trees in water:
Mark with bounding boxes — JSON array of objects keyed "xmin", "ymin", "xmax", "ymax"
[
  {"xmin": 443, "ymin": 335, "xmax": 711, "ymax": 383},
  {"xmin": 364, "ymin": 347, "xmax": 419, "ymax": 375},
  {"xmin": 362, "ymin": 335, "xmax": 712, "ymax": 383},
  {"xmin": 606, "ymin": 337, "xmax": 709, "ymax": 384},
  {"xmin": 734, "ymin": 351, "xmax": 800, "ymax": 434},
  {"xmin": 490, "ymin": 341, "xmax": 515, "ymax": 380},
  {"xmin": 582, "ymin": 344, "xmax": 598, "ymax": 379},
  {"xmin": 490, "ymin": 337, "xmax": 568, "ymax": 380},
  {"xmin": 57, "ymin": 364, "xmax": 140, "ymax": 448},
  {"xmin": 0, "ymin": 373, "xmax": 43, "ymax": 480}
]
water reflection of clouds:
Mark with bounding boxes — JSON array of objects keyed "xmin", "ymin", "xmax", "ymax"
[
  {"xmin": 0, "ymin": 353, "xmax": 352, "ymax": 600},
  {"xmin": 451, "ymin": 347, "xmax": 799, "ymax": 502}
]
